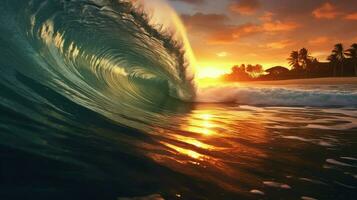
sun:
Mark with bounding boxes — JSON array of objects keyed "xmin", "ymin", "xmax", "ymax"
[
  {"xmin": 194, "ymin": 64, "xmax": 229, "ymax": 87},
  {"xmin": 196, "ymin": 67, "xmax": 226, "ymax": 79},
  {"xmin": 194, "ymin": 61, "xmax": 233, "ymax": 79}
]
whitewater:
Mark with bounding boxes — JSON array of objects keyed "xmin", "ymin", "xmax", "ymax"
[{"xmin": 197, "ymin": 81, "xmax": 357, "ymax": 106}]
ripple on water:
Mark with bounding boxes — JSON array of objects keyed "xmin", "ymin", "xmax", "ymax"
[
  {"xmin": 340, "ymin": 156, "xmax": 357, "ymax": 161},
  {"xmin": 250, "ymin": 189, "xmax": 265, "ymax": 195},
  {"xmin": 117, "ymin": 194, "xmax": 164, "ymax": 200},
  {"xmin": 326, "ymin": 159, "xmax": 355, "ymax": 167},
  {"xmin": 263, "ymin": 181, "xmax": 291, "ymax": 189},
  {"xmin": 299, "ymin": 177, "xmax": 327, "ymax": 185},
  {"xmin": 334, "ymin": 181, "xmax": 356, "ymax": 189},
  {"xmin": 301, "ymin": 196, "xmax": 318, "ymax": 200},
  {"xmin": 281, "ymin": 136, "xmax": 335, "ymax": 147}
]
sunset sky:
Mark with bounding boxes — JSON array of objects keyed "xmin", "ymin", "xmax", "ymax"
[{"xmin": 168, "ymin": 0, "xmax": 357, "ymax": 78}]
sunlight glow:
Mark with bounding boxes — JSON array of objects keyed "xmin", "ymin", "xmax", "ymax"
[
  {"xmin": 163, "ymin": 142, "xmax": 204, "ymax": 160},
  {"xmin": 196, "ymin": 66, "xmax": 227, "ymax": 79},
  {"xmin": 194, "ymin": 62, "xmax": 231, "ymax": 87},
  {"xmin": 181, "ymin": 112, "xmax": 218, "ymax": 136}
]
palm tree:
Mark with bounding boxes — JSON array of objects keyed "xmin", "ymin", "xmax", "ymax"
[
  {"xmin": 327, "ymin": 53, "xmax": 338, "ymax": 77},
  {"xmin": 332, "ymin": 43, "xmax": 345, "ymax": 76},
  {"xmin": 288, "ymin": 51, "xmax": 301, "ymax": 70},
  {"xmin": 299, "ymin": 48, "xmax": 310, "ymax": 69},
  {"xmin": 345, "ymin": 43, "xmax": 357, "ymax": 76},
  {"xmin": 299, "ymin": 48, "xmax": 309, "ymax": 69}
]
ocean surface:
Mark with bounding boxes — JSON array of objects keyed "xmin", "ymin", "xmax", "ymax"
[{"xmin": 0, "ymin": 0, "xmax": 357, "ymax": 199}]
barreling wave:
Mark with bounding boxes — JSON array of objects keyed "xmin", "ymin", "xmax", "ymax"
[{"xmin": 0, "ymin": 0, "xmax": 196, "ymax": 128}]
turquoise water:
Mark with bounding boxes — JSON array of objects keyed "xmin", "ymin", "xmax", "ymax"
[{"xmin": 0, "ymin": 0, "xmax": 356, "ymax": 199}]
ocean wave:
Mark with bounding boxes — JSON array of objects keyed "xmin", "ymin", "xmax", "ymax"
[
  {"xmin": 0, "ymin": 0, "xmax": 196, "ymax": 128},
  {"xmin": 196, "ymin": 86, "xmax": 357, "ymax": 106}
]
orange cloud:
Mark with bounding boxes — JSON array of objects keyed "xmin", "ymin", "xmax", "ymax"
[
  {"xmin": 312, "ymin": 2, "xmax": 340, "ymax": 19},
  {"xmin": 216, "ymin": 51, "xmax": 230, "ymax": 57},
  {"xmin": 229, "ymin": 0, "xmax": 260, "ymax": 15},
  {"xmin": 263, "ymin": 40, "xmax": 295, "ymax": 49},
  {"xmin": 173, "ymin": 1, "xmax": 357, "ymax": 69},
  {"xmin": 207, "ymin": 23, "xmax": 261, "ymax": 44},
  {"xmin": 262, "ymin": 21, "xmax": 299, "ymax": 32},
  {"xmin": 308, "ymin": 36, "xmax": 330, "ymax": 45},
  {"xmin": 181, "ymin": 13, "xmax": 228, "ymax": 30},
  {"xmin": 206, "ymin": 20, "xmax": 298, "ymax": 44},
  {"xmin": 259, "ymin": 12, "xmax": 275, "ymax": 22},
  {"xmin": 182, "ymin": 11, "xmax": 299, "ymax": 45},
  {"xmin": 345, "ymin": 13, "xmax": 357, "ymax": 20}
]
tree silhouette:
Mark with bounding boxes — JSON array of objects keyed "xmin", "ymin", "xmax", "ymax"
[
  {"xmin": 223, "ymin": 44, "xmax": 357, "ymax": 82},
  {"xmin": 266, "ymin": 66, "xmax": 289, "ymax": 76},
  {"xmin": 332, "ymin": 43, "xmax": 345, "ymax": 76},
  {"xmin": 246, "ymin": 64, "xmax": 263, "ymax": 77},
  {"xmin": 299, "ymin": 48, "xmax": 311, "ymax": 70},
  {"xmin": 288, "ymin": 51, "xmax": 301, "ymax": 70},
  {"xmin": 327, "ymin": 53, "xmax": 338, "ymax": 77},
  {"xmin": 345, "ymin": 43, "xmax": 357, "ymax": 76}
]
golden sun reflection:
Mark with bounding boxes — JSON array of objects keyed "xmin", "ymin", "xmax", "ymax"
[
  {"xmin": 145, "ymin": 105, "xmax": 272, "ymax": 192},
  {"xmin": 199, "ymin": 113, "xmax": 212, "ymax": 120},
  {"xmin": 181, "ymin": 112, "xmax": 218, "ymax": 136},
  {"xmin": 162, "ymin": 142, "xmax": 205, "ymax": 161},
  {"xmin": 172, "ymin": 135, "xmax": 214, "ymax": 150}
]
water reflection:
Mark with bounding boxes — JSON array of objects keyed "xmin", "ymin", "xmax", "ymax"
[
  {"xmin": 181, "ymin": 112, "xmax": 217, "ymax": 135},
  {"xmin": 143, "ymin": 104, "xmax": 357, "ymax": 199},
  {"xmin": 144, "ymin": 104, "xmax": 270, "ymax": 192},
  {"xmin": 161, "ymin": 142, "xmax": 205, "ymax": 161}
]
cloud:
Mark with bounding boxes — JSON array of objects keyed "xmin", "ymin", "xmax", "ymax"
[
  {"xmin": 207, "ymin": 23, "xmax": 261, "ymax": 44},
  {"xmin": 170, "ymin": 0, "xmax": 204, "ymax": 4},
  {"xmin": 216, "ymin": 52, "xmax": 230, "ymax": 57},
  {"xmin": 262, "ymin": 21, "xmax": 299, "ymax": 32},
  {"xmin": 345, "ymin": 12, "xmax": 357, "ymax": 20},
  {"xmin": 312, "ymin": 2, "xmax": 340, "ymax": 19},
  {"xmin": 181, "ymin": 12, "xmax": 299, "ymax": 44},
  {"xmin": 181, "ymin": 12, "xmax": 228, "ymax": 30},
  {"xmin": 308, "ymin": 36, "xmax": 330, "ymax": 45},
  {"xmin": 207, "ymin": 21, "xmax": 298, "ymax": 44},
  {"xmin": 259, "ymin": 12, "xmax": 275, "ymax": 22},
  {"xmin": 263, "ymin": 40, "xmax": 295, "ymax": 49},
  {"xmin": 229, "ymin": 0, "xmax": 260, "ymax": 15},
  {"xmin": 171, "ymin": 0, "xmax": 357, "ymax": 68}
]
